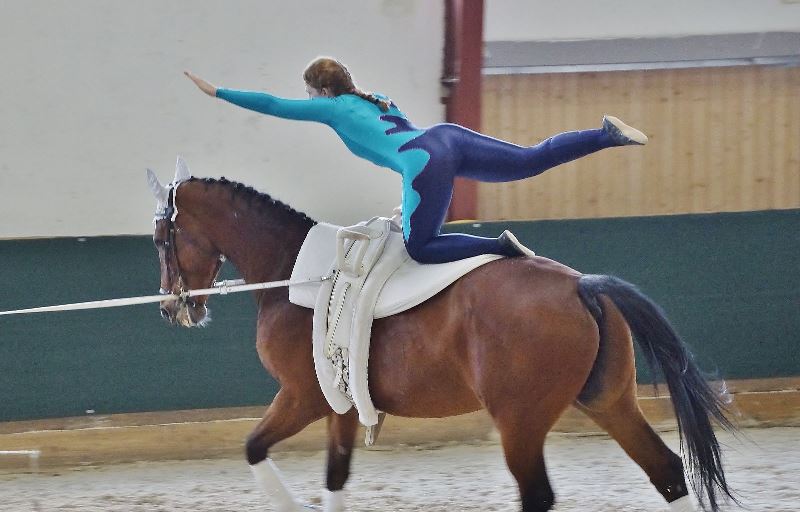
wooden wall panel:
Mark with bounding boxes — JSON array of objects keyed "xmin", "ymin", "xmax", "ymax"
[{"xmin": 478, "ymin": 66, "xmax": 800, "ymax": 220}]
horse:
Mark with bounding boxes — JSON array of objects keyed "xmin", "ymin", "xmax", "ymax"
[{"xmin": 148, "ymin": 168, "xmax": 734, "ymax": 512}]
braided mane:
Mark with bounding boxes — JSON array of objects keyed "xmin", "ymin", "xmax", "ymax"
[{"xmin": 189, "ymin": 176, "xmax": 316, "ymax": 226}]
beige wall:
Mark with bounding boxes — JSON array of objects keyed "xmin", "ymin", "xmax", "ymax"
[
  {"xmin": 478, "ymin": 66, "xmax": 800, "ymax": 220},
  {"xmin": 485, "ymin": 0, "xmax": 800, "ymax": 41},
  {"xmin": 0, "ymin": 1, "xmax": 444, "ymax": 238}
]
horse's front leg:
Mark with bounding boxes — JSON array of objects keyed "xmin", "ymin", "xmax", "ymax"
[
  {"xmin": 324, "ymin": 410, "xmax": 360, "ymax": 511},
  {"xmin": 246, "ymin": 389, "xmax": 328, "ymax": 512}
]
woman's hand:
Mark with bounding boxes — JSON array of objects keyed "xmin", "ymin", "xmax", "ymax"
[{"xmin": 184, "ymin": 71, "xmax": 217, "ymax": 97}]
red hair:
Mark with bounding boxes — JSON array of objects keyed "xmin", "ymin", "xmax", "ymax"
[{"xmin": 303, "ymin": 57, "xmax": 391, "ymax": 112}]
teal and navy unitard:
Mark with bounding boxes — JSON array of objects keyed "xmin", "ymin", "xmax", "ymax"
[{"xmin": 216, "ymin": 89, "xmax": 622, "ymax": 264}]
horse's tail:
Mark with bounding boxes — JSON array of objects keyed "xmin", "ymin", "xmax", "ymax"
[{"xmin": 576, "ymin": 274, "xmax": 735, "ymax": 512}]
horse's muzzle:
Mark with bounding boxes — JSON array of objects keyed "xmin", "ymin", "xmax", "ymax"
[
  {"xmin": 160, "ymin": 298, "xmax": 208, "ymax": 327},
  {"xmin": 159, "ymin": 300, "xmax": 179, "ymax": 325}
]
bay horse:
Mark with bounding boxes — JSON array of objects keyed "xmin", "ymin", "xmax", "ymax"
[{"xmin": 149, "ymin": 171, "xmax": 734, "ymax": 512}]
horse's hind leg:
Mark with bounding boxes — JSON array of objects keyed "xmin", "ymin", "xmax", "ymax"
[
  {"xmin": 246, "ymin": 390, "xmax": 328, "ymax": 512},
  {"xmin": 491, "ymin": 395, "xmax": 577, "ymax": 511},
  {"xmin": 578, "ymin": 296, "xmax": 694, "ymax": 510},
  {"xmin": 494, "ymin": 413, "xmax": 555, "ymax": 512},
  {"xmin": 323, "ymin": 410, "xmax": 359, "ymax": 512},
  {"xmin": 578, "ymin": 383, "xmax": 692, "ymax": 510}
]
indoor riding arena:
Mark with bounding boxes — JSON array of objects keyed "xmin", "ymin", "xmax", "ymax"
[{"xmin": 1, "ymin": 2, "xmax": 798, "ymax": 512}]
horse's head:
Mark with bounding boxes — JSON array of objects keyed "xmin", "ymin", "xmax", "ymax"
[{"xmin": 147, "ymin": 157, "xmax": 224, "ymax": 327}]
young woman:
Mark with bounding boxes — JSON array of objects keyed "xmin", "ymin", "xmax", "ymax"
[{"xmin": 185, "ymin": 57, "xmax": 647, "ymax": 264}]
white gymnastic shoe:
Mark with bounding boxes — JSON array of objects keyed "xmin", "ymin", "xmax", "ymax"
[
  {"xmin": 499, "ymin": 230, "xmax": 536, "ymax": 258},
  {"xmin": 602, "ymin": 115, "xmax": 648, "ymax": 145}
]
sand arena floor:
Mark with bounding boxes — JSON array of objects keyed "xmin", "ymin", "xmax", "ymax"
[{"xmin": 0, "ymin": 427, "xmax": 797, "ymax": 511}]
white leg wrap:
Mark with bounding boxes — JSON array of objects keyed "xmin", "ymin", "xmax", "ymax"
[
  {"xmin": 323, "ymin": 489, "xmax": 346, "ymax": 512},
  {"xmin": 249, "ymin": 459, "xmax": 302, "ymax": 512},
  {"xmin": 668, "ymin": 495, "xmax": 697, "ymax": 511}
]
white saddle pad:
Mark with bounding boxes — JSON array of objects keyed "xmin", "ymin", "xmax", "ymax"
[
  {"xmin": 289, "ymin": 222, "xmax": 503, "ymax": 317},
  {"xmin": 289, "ymin": 218, "xmax": 504, "ymax": 427}
]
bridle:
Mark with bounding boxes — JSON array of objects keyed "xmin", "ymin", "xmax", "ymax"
[{"xmin": 155, "ymin": 181, "xmax": 226, "ymax": 310}]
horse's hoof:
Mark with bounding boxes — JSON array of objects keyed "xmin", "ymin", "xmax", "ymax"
[{"xmin": 667, "ymin": 495, "xmax": 697, "ymax": 511}]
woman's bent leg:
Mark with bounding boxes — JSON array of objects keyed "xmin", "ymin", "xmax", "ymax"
[
  {"xmin": 402, "ymin": 148, "xmax": 516, "ymax": 264},
  {"xmin": 405, "ymin": 231, "xmax": 513, "ymax": 264}
]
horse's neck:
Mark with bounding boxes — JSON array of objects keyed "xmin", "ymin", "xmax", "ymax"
[
  {"xmin": 190, "ymin": 191, "xmax": 311, "ymax": 288},
  {"xmin": 225, "ymin": 219, "xmax": 308, "ymax": 286}
]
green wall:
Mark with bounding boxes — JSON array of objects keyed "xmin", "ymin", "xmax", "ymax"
[
  {"xmin": 0, "ymin": 237, "xmax": 274, "ymax": 422},
  {"xmin": 1, "ymin": 209, "xmax": 798, "ymax": 422}
]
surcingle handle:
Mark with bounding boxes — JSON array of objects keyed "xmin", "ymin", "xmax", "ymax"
[{"xmin": 336, "ymin": 226, "xmax": 372, "ymax": 278}]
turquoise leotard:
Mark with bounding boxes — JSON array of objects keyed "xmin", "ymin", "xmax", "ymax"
[{"xmin": 216, "ymin": 89, "xmax": 430, "ymax": 237}]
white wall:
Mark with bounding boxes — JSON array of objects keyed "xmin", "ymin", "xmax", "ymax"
[
  {"xmin": 0, "ymin": 1, "xmax": 444, "ymax": 238},
  {"xmin": 485, "ymin": 0, "xmax": 800, "ymax": 41}
]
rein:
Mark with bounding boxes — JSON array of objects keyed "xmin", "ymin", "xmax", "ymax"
[{"xmin": 0, "ymin": 276, "xmax": 329, "ymax": 317}]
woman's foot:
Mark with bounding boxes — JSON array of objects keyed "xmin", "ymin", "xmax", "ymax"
[
  {"xmin": 498, "ymin": 230, "xmax": 536, "ymax": 258},
  {"xmin": 602, "ymin": 115, "xmax": 648, "ymax": 145}
]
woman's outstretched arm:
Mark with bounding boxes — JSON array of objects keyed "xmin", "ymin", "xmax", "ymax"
[{"xmin": 184, "ymin": 70, "xmax": 334, "ymax": 123}]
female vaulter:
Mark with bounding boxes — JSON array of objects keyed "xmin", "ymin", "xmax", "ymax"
[{"xmin": 185, "ymin": 57, "xmax": 647, "ymax": 264}]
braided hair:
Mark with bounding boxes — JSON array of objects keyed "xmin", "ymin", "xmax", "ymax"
[{"xmin": 303, "ymin": 57, "xmax": 391, "ymax": 112}]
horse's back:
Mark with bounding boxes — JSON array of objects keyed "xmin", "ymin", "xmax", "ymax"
[{"xmin": 368, "ymin": 256, "xmax": 600, "ymax": 418}]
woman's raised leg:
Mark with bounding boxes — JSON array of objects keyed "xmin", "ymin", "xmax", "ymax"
[{"xmin": 453, "ymin": 116, "xmax": 646, "ymax": 182}]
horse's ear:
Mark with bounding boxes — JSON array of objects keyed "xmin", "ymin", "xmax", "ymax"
[
  {"xmin": 174, "ymin": 155, "xmax": 192, "ymax": 183},
  {"xmin": 146, "ymin": 168, "xmax": 169, "ymax": 204}
]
